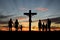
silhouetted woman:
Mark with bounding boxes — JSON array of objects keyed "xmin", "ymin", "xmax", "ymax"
[
  {"xmin": 8, "ymin": 18, "xmax": 13, "ymax": 31},
  {"xmin": 42, "ymin": 22, "xmax": 45, "ymax": 31},
  {"xmin": 47, "ymin": 19, "xmax": 51, "ymax": 31},
  {"xmin": 38, "ymin": 20, "xmax": 42, "ymax": 31},
  {"xmin": 15, "ymin": 19, "xmax": 19, "ymax": 31}
]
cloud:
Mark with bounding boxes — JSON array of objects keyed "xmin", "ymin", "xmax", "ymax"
[
  {"xmin": 17, "ymin": 16, "xmax": 29, "ymax": 20},
  {"xmin": 55, "ymin": 22, "xmax": 60, "ymax": 24},
  {"xmin": 0, "ymin": 15, "xmax": 14, "ymax": 24},
  {"xmin": 35, "ymin": 8, "xmax": 48, "ymax": 11},
  {"xmin": 19, "ymin": 7, "xmax": 48, "ymax": 12},
  {"xmin": 13, "ymin": 16, "xmax": 29, "ymax": 21},
  {"xmin": 0, "ymin": 21, "xmax": 8, "ymax": 24},
  {"xmin": 22, "ymin": 20, "xmax": 38, "ymax": 23},
  {"xmin": 0, "ymin": 15, "xmax": 13, "ymax": 19},
  {"xmin": 19, "ymin": 7, "xmax": 28, "ymax": 11}
]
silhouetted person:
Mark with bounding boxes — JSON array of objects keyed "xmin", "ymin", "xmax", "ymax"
[
  {"xmin": 15, "ymin": 19, "xmax": 19, "ymax": 31},
  {"xmin": 46, "ymin": 24, "xmax": 47, "ymax": 31},
  {"xmin": 42, "ymin": 22, "xmax": 45, "ymax": 31},
  {"xmin": 8, "ymin": 18, "xmax": 13, "ymax": 31},
  {"xmin": 20, "ymin": 25, "xmax": 22, "ymax": 31},
  {"xmin": 47, "ymin": 19, "xmax": 51, "ymax": 31},
  {"xmin": 38, "ymin": 20, "xmax": 42, "ymax": 31}
]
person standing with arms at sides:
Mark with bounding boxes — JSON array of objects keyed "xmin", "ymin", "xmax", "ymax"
[
  {"xmin": 42, "ymin": 22, "xmax": 45, "ymax": 31},
  {"xmin": 47, "ymin": 19, "xmax": 51, "ymax": 31},
  {"xmin": 38, "ymin": 20, "xmax": 42, "ymax": 31},
  {"xmin": 8, "ymin": 18, "xmax": 13, "ymax": 31},
  {"xmin": 15, "ymin": 19, "xmax": 19, "ymax": 31},
  {"xmin": 20, "ymin": 25, "xmax": 22, "ymax": 31},
  {"xmin": 46, "ymin": 24, "xmax": 47, "ymax": 31}
]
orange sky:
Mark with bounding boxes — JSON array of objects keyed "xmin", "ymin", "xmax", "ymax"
[
  {"xmin": 0, "ymin": 20, "xmax": 60, "ymax": 31},
  {"xmin": 0, "ymin": 20, "xmax": 60, "ymax": 27}
]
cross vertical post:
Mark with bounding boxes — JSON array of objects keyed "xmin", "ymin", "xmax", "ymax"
[{"xmin": 24, "ymin": 10, "xmax": 37, "ymax": 31}]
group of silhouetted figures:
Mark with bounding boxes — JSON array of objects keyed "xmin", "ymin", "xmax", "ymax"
[
  {"xmin": 8, "ymin": 18, "xmax": 51, "ymax": 31},
  {"xmin": 8, "ymin": 18, "xmax": 22, "ymax": 31},
  {"xmin": 38, "ymin": 19, "xmax": 51, "ymax": 31}
]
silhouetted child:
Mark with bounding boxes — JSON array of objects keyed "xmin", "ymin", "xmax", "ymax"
[
  {"xmin": 15, "ymin": 19, "xmax": 19, "ymax": 31},
  {"xmin": 38, "ymin": 20, "xmax": 42, "ymax": 31},
  {"xmin": 42, "ymin": 22, "xmax": 45, "ymax": 31},
  {"xmin": 20, "ymin": 25, "xmax": 22, "ymax": 31},
  {"xmin": 47, "ymin": 19, "xmax": 51, "ymax": 31},
  {"xmin": 8, "ymin": 18, "xmax": 13, "ymax": 31}
]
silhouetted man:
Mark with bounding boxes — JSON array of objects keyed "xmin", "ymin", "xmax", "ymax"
[
  {"xmin": 8, "ymin": 18, "xmax": 13, "ymax": 31},
  {"xmin": 46, "ymin": 24, "xmax": 47, "ymax": 31},
  {"xmin": 20, "ymin": 25, "xmax": 22, "ymax": 31},
  {"xmin": 15, "ymin": 19, "xmax": 19, "ymax": 31},
  {"xmin": 47, "ymin": 19, "xmax": 51, "ymax": 31},
  {"xmin": 42, "ymin": 22, "xmax": 45, "ymax": 31},
  {"xmin": 38, "ymin": 20, "xmax": 42, "ymax": 31}
]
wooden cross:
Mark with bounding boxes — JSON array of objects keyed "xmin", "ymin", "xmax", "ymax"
[{"xmin": 24, "ymin": 10, "xmax": 37, "ymax": 31}]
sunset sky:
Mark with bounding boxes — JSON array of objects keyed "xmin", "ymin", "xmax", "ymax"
[{"xmin": 0, "ymin": 0, "xmax": 60, "ymax": 27}]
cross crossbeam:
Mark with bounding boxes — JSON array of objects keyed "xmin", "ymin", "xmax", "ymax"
[{"xmin": 24, "ymin": 10, "xmax": 37, "ymax": 31}]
